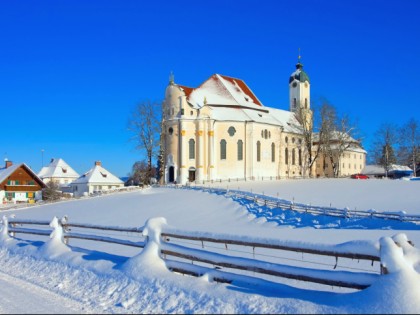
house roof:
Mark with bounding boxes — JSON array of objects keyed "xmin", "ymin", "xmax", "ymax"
[
  {"xmin": 38, "ymin": 158, "xmax": 80, "ymax": 179},
  {"xmin": 0, "ymin": 163, "xmax": 46, "ymax": 188},
  {"xmin": 70, "ymin": 164, "xmax": 124, "ymax": 185},
  {"xmin": 362, "ymin": 164, "xmax": 413, "ymax": 175}
]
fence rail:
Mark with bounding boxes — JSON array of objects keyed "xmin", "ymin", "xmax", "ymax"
[
  {"xmin": 173, "ymin": 185, "xmax": 420, "ymax": 223},
  {"xmin": 0, "ymin": 215, "xmax": 395, "ymax": 291}
]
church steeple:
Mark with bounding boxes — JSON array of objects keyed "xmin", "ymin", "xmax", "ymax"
[
  {"xmin": 289, "ymin": 52, "xmax": 313, "ymax": 130},
  {"xmin": 289, "ymin": 52, "xmax": 311, "ymax": 112}
]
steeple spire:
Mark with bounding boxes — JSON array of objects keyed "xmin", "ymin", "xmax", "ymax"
[{"xmin": 296, "ymin": 48, "xmax": 303, "ymax": 69}]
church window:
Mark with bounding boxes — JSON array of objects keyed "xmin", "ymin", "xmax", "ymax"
[
  {"xmin": 168, "ymin": 127, "xmax": 174, "ymax": 135},
  {"xmin": 298, "ymin": 149, "xmax": 302, "ymax": 166},
  {"xmin": 293, "ymin": 98, "xmax": 297, "ymax": 108},
  {"xmin": 285, "ymin": 148, "xmax": 289, "ymax": 164},
  {"xmin": 271, "ymin": 143, "xmax": 275, "ymax": 162},
  {"xmin": 237, "ymin": 140, "xmax": 243, "ymax": 161},
  {"xmin": 261, "ymin": 130, "xmax": 264, "ymax": 138},
  {"xmin": 220, "ymin": 140, "xmax": 227, "ymax": 160},
  {"xmin": 285, "ymin": 136, "xmax": 288, "ymax": 143},
  {"xmin": 190, "ymin": 111, "xmax": 193, "ymax": 116},
  {"xmin": 256, "ymin": 141, "xmax": 261, "ymax": 162},
  {"xmin": 264, "ymin": 130, "xmax": 268, "ymax": 139},
  {"xmin": 228, "ymin": 126, "xmax": 236, "ymax": 137},
  {"xmin": 292, "ymin": 149, "xmax": 296, "ymax": 165},
  {"xmin": 305, "ymin": 98, "xmax": 308, "ymax": 109},
  {"xmin": 189, "ymin": 139, "xmax": 195, "ymax": 159},
  {"xmin": 292, "ymin": 137, "xmax": 295, "ymax": 144}
]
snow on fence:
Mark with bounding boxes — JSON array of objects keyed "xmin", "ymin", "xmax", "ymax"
[
  {"xmin": 174, "ymin": 185, "xmax": 420, "ymax": 223},
  {"xmin": 2, "ymin": 215, "xmax": 414, "ymax": 291}
]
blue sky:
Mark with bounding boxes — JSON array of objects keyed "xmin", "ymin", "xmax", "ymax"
[{"xmin": 1, "ymin": 0, "xmax": 419, "ymax": 177}]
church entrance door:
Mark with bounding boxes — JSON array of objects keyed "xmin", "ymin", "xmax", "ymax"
[{"xmin": 168, "ymin": 166, "xmax": 175, "ymax": 183}]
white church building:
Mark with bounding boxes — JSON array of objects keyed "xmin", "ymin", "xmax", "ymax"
[{"xmin": 162, "ymin": 60, "xmax": 365, "ymax": 185}]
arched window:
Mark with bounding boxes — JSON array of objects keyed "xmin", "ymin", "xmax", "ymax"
[
  {"xmin": 220, "ymin": 140, "xmax": 227, "ymax": 160},
  {"xmin": 271, "ymin": 143, "xmax": 275, "ymax": 162},
  {"xmin": 298, "ymin": 149, "xmax": 302, "ymax": 166},
  {"xmin": 264, "ymin": 130, "xmax": 268, "ymax": 139},
  {"xmin": 293, "ymin": 98, "xmax": 297, "ymax": 108},
  {"xmin": 257, "ymin": 141, "xmax": 261, "ymax": 162},
  {"xmin": 285, "ymin": 148, "xmax": 288, "ymax": 164},
  {"xmin": 285, "ymin": 136, "xmax": 288, "ymax": 143},
  {"xmin": 292, "ymin": 148, "xmax": 296, "ymax": 165},
  {"xmin": 189, "ymin": 139, "xmax": 195, "ymax": 159},
  {"xmin": 237, "ymin": 140, "xmax": 243, "ymax": 161},
  {"xmin": 305, "ymin": 98, "xmax": 308, "ymax": 109}
]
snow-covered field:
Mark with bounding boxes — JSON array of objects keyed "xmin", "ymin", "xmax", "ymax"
[{"xmin": 0, "ymin": 178, "xmax": 420, "ymax": 314}]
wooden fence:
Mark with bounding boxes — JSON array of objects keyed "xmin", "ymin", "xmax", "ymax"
[
  {"xmin": 1, "ymin": 215, "xmax": 396, "ymax": 291},
  {"xmin": 175, "ymin": 185, "xmax": 420, "ymax": 223}
]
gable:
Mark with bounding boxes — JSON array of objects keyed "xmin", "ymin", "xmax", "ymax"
[{"xmin": 0, "ymin": 164, "xmax": 46, "ymax": 190}]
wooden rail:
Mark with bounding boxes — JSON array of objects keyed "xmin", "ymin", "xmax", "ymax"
[
  {"xmin": 175, "ymin": 185, "xmax": 420, "ymax": 223},
  {"xmin": 4, "ymin": 216, "xmax": 390, "ymax": 291}
]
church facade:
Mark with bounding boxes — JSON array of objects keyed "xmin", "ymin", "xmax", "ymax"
[{"xmin": 161, "ymin": 61, "xmax": 365, "ymax": 185}]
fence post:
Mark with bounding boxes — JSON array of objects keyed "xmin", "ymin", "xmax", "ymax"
[
  {"xmin": 60, "ymin": 215, "xmax": 70, "ymax": 245},
  {"xmin": 1, "ymin": 215, "xmax": 12, "ymax": 239}
]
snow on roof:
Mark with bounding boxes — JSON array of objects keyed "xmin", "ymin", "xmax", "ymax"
[
  {"xmin": 0, "ymin": 163, "xmax": 21, "ymax": 184},
  {"xmin": 188, "ymin": 74, "xmax": 263, "ymax": 109},
  {"xmin": 208, "ymin": 105, "xmax": 302, "ymax": 133},
  {"xmin": 0, "ymin": 163, "xmax": 45, "ymax": 186},
  {"xmin": 71, "ymin": 164, "xmax": 124, "ymax": 185},
  {"xmin": 38, "ymin": 158, "xmax": 80, "ymax": 179},
  {"xmin": 362, "ymin": 164, "xmax": 413, "ymax": 175}
]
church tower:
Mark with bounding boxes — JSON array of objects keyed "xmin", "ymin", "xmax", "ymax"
[{"xmin": 289, "ymin": 53, "xmax": 312, "ymax": 131}]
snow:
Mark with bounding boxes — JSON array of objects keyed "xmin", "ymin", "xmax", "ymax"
[
  {"xmin": 71, "ymin": 164, "xmax": 123, "ymax": 185},
  {"xmin": 0, "ymin": 178, "xmax": 420, "ymax": 313}
]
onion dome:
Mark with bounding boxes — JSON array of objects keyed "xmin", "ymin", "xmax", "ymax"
[{"xmin": 289, "ymin": 62, "xmax": 310, "ymax": 84}]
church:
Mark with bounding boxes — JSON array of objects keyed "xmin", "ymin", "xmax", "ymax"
[{"xmin": 161, "ymin": 60, "xmax": 365, "ymax": 185}]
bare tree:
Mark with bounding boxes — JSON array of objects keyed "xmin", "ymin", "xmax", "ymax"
[
  {"xmin": 294, "ymin": 106, "xmax": 320, "ymax": 177},
  {"xmin": 314, "ymin": 101, "xmax": 361, "ymax": 177},
  {"xmin": 127, "ymin": 101, "xmax": 161, "ymax": 184},
  {"xmin": 398, "ymin": 118, "xmax": 420, "ymax": 176},
  {"xmin": 372, "ymin": 123, "xmax": 398, "ymax": 177},
  {"xmin": 42, "ymin": 181, "xmax": 62, "ymax": 201}
]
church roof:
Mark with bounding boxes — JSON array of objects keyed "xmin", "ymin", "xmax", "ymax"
[
  {"xmin": 38, "ymin": 158, "xmax": 80, "ymax": 179},
  {"xmin": 289, "ymin": 62, "xmax": 310, "ymax": 83},
  {"xmin": 71, "ymin": 163, "xmax": 123, "ymax": 185},
  {"xmin": 174, "ymin": 73, "xmax": 304, "ymax": 133},
  {"xmin": 184, "ymin": 74, "xmax": 263, "ymax": 109}
]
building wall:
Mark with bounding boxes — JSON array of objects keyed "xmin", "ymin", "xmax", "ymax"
[{"xmin": 314, "ymin": 149, "xmax": 366, "ymax": 177}]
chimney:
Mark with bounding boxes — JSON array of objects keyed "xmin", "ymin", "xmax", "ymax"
[
  {"xmin": 95, "ymin": 161, "xmax": 102, "ymax": 167},
  {"xmin": 5, "ymin": 160, "xmax": 13, "ymax": 168}
]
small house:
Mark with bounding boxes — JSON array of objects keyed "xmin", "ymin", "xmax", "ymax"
[
  {"xmin": 70, "ymin": 161, "xmax": 124, "ymax": 197},
  {"xmin": 38, "ymin": 158, "xmax": 80, "ymax": 187},
  {"xmin": 0, "ymin": 160, "xmax": 46, "ymax": 204}
]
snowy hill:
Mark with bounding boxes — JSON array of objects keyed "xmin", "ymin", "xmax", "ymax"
[{"xmin": 1, "ymin": 179, "xmax": 420, "ymax": 313}]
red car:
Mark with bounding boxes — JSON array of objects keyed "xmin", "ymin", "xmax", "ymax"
[{"xmin": 351, "ymin": 173, "xmax": 369, "ymax": 179}]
